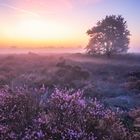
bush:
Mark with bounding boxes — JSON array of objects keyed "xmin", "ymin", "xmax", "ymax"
[
  {"xmin": 0, "ymin": 88, "xmax": 139, "ymax": 139},
  {"xmin": 22, "ymin": 89, "xmax": 129, "ymax": 140},
  {"xmin": 0, "ymin": 89, "xmax": 40, "ymax": 139}
]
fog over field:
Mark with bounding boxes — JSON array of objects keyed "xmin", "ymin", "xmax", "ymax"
[
  {"xmin": 0, "ymin": 46, "xmax": 140, "ymax": 54},
  {"xmin": 0, "ymin": 53, "xmax": 140, "ymax": 109},
  {"xmin": 0, "ymin": 0, "xmax": 140, "ymax": 139},
  {"xmin": 0, "ymin": 52, "xmax": 140, "ymax": 139},
  {"xmin": 0, "ymin": 47, "xmax": 84, "ymax": 54}
]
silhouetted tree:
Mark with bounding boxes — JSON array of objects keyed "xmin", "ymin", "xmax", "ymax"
[{"xmin": 86, "ymin": 15, "xmax": 130, "ymax": 57}]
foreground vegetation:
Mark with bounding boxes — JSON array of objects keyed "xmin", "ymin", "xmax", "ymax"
[
  {"xmin": 0, "ymin": 87, "xmax": 140, "ymax": 140},
  {"xmin": 0, "ymin": 53, "xmax": 140, "ymax": 139}
]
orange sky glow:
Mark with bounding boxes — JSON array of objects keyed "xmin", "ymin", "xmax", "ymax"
[{"xmin": 0, "ymin": 0, "xmax": 140, "ymax": 52}]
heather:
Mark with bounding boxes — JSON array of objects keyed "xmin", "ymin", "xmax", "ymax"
[
  {"xmin": 0, "ymin": 87, "xmax": 140, "ymax": 140},
  {"xmin": 0, "ymin": 53, "xmax": 140, "ymax": 139}
]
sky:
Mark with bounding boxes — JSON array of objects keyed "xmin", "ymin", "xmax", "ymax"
[{"xmin": 0, "ymin": 0, "xmax": 140, "ymax": 52}]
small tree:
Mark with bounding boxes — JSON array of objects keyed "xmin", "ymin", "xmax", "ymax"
[{"xmin": 86, "ymin": 15, "xmax": 130, "ymax": 57}]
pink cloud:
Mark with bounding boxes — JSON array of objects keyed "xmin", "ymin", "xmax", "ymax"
[
  {"xmin": 83, "ymin": 0, "xmax": 102, "ymax": 4},
  {"xmin": 16, "ymin": 0, "xmax": 102, "ymax": 11},
  {"xmin": 15, "ymin": 0, "xmax": 73, "ymax": 13},
  {"xmin": 0, "ymin": 0, "xmax": 102, "ymax": 17}
]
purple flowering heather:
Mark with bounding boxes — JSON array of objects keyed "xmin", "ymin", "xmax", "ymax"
[{"xmin": 0, "ymin": 88, "xmax": 140, "ymax": 140}]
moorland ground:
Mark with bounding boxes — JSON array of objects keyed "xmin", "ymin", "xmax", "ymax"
[{"xmin": 0, "ymin": 53, "xmax": 140, "ymax": 110}]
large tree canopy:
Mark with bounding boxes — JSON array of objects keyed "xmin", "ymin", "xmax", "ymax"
[{"xmin": 86, "ymin": 15, "xmax": 130, "ymax": 56}]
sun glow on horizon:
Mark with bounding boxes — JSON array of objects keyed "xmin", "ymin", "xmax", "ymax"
[
  {"xmin": 17, "ymin": 18, "xmax": 47, "ymax": 39},
  {"xmin": 0, "ymin": 16, "xmax": 86, "ymax": 48},
  {"xmin": 7, "ymin": 17, "xmax": 76, "ymax": 40},
  {"xmin": 0, "ymin": 0, "xmax": 139, "ymax": 51}
]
